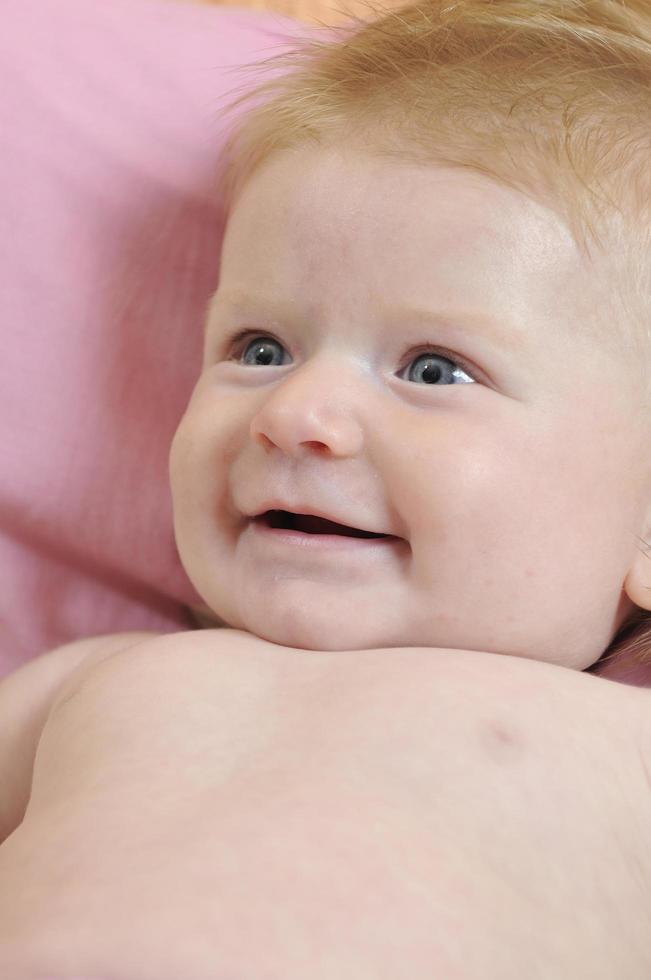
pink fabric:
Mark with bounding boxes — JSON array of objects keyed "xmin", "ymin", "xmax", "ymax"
[{"xmin": 0, "ymin": 0, "xmax": 309, "ymax": 676}]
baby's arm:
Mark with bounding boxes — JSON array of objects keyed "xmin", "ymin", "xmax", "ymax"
[{"xmin": 0, "ymin": 631, "xmax": 160, "ymax": 843}]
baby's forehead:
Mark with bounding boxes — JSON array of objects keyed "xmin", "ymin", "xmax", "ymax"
[
  {"xmin": 214, "ymin": 149, "xmax": 635, "ymax": 356},
  {"xmin": 232, "ymin": 147, "xmax": 573, "ymax": 255}
]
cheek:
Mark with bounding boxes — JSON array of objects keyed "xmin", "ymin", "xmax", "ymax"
[
  {"xmin": 386, "ymin": 417, "xmax": 525, "ymax": 527},
  {"xmin": 388, "ymin": 412, "xmax": 616, "ymax": 557},
  {"xmin": 169, "ymin": 420, "xmax": 194, "ymax": 498},
  {"xmin": 169, "ymin": 408, "xmax": 219, "ymax": 509},
  {"xmin": 451, "ymin": 416, "xmax": 636, "ymax": 577},
  {"xmin": 170, "ymin": 396, "xmax": 249, "ymax": 518}
]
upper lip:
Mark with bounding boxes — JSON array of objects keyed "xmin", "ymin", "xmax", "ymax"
[{"xmin": 247, "ymin": 501, "xmax": 396, "ymax": 537}]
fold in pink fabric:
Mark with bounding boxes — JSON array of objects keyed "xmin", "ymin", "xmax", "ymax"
[{"xmin": 0, "ymin": 0, "xmax": 309, "ymax": 676}]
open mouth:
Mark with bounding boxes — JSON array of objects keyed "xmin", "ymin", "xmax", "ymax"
[{"xmin": 256, "ymin": 510, "xmax": 390, "ymax": 539}]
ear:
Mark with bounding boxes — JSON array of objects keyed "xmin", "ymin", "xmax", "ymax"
[{"xmin": 623, "ymin": 530, "xmax": 651, "ymax": 611}]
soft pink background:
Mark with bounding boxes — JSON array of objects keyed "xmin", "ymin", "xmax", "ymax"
[{"xmin": 0, "ymin": 0, "xmax": 310, "ymax": 676}]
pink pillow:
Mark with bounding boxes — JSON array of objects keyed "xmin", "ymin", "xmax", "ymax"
[{"xmin": 0, "ymin": 0, "xmax": 310, "ymax": 676}]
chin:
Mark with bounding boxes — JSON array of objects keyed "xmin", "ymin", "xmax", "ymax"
[{"xmin": 240, "ymin": 614, "xmax": 375, "ymax": 653}]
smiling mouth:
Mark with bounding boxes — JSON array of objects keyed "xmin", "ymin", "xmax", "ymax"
[{"xmin": 255, "ymin": 510, "xmax": 391, "ymax": 539}]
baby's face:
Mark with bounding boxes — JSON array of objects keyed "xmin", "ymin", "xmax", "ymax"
[{"xmin": 170, "ymin": 144, "xmax": 651, "ymax": 667}]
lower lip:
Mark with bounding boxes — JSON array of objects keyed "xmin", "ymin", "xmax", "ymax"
[{"xmin": 248, "ymin": 519, "xmax": 404, "ymax": 553}]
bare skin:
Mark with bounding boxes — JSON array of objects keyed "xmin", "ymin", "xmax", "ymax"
[{"xmin": 1, "ymin": 628, "xmax": 651, "ymax": 979}]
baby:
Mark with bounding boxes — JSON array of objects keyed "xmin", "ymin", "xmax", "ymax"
[{"xmin": 2, "ymin": 0, "xmax": 651, "ymax": 976}]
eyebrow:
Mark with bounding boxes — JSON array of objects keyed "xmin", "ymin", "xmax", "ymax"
[{"xmin": 208, "ymin": 291, "xmax": 526, "ymax": 352}]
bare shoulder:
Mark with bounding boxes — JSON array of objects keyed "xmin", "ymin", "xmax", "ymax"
[
  {"xmin": 54, "ymin": 627, "xmax": 310, "ymax": 704},
  {"xmin": 31, "ymin": 631, "xmax": 168, "ymax": 710},
  {"xmin": 47, "ymin": 629, "xmax": 651, "ymax": 767},
  {"xmin": 0, "ymin": 630, "xmax": 162, "ymax": 842},
  {"xmin": 0, "ymin": 629, "xmax": 164, "ymax": 736},
  {"xmin": 107, "ymin": 631, "xmax": 651, "ymax": 718}
]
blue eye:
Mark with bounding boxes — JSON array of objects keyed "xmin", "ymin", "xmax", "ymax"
[
  {"xmin": 228, "ymin": 332, "xmax": 475, "ymax": 386},
  {"xmin": 403, "ymin": 351, "xmax": 474, "ymax": 386},
  {"xmin": 237, "ymin": 335, "xmax": 287, "ymax": 367}
]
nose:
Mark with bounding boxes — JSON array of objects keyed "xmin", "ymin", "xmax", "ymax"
[{"xmin": 249, "ymin": 357, "xmax": 365, "ymax": 458}]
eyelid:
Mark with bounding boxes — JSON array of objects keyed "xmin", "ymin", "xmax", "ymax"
[{"xmin": 220, "ymin": 327, "xmax": 481, "ymax": 382}]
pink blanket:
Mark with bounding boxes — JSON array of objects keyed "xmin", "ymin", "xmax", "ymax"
[{"xmin": 0, "ymin": 0, "xmax": 307, "ymax": 675}]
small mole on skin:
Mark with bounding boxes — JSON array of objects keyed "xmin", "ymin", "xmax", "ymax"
[{"xmin": 480, "ymin": 717, "xmax": 525, "ymax": 762}]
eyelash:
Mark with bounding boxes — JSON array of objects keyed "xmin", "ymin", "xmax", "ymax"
[{"xmin": 222, "ymin": 328, "xmax": 478, "ymax": 381}]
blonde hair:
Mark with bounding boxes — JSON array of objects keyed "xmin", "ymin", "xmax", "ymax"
[{"xmin": 213, "ymin": 0, "xmax": 651, "ymax": 671}]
